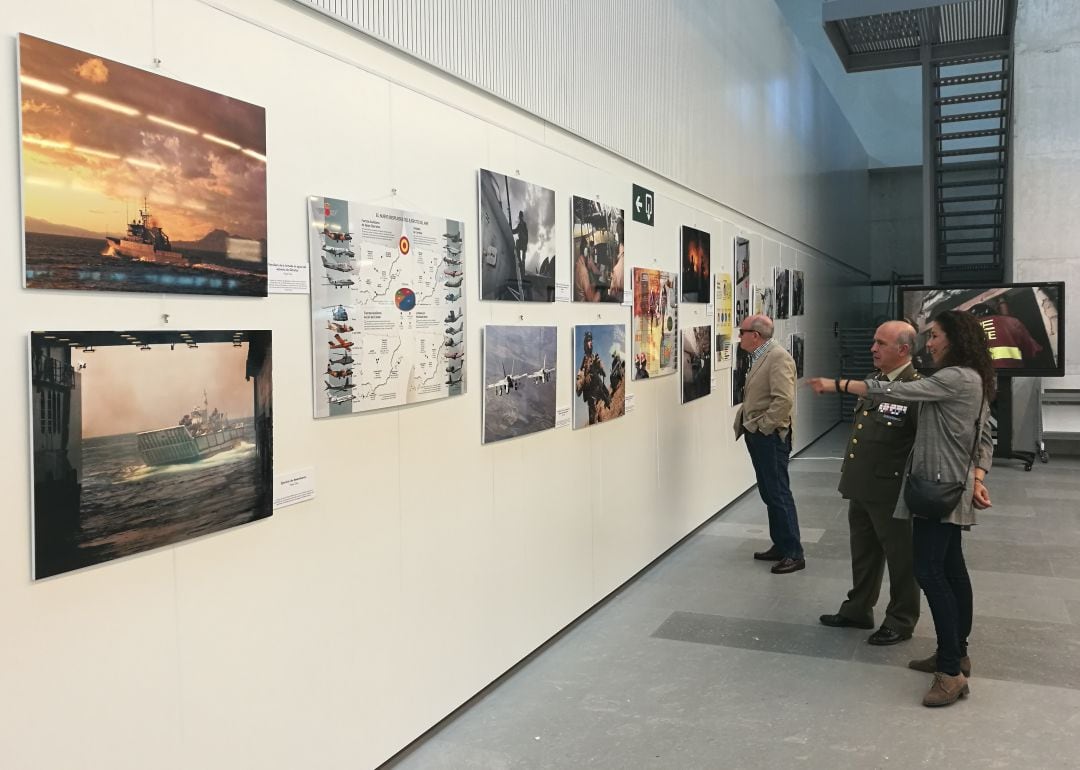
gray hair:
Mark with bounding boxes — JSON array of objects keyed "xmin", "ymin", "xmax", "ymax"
[{"xmin": 750, "ymin": 316, "xmax": 774, "ymax": 339}]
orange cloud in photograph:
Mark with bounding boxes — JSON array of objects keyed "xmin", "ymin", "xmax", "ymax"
[{"xmin": 19, "ymin": 34, "xmax": 266, "ymax": 244}]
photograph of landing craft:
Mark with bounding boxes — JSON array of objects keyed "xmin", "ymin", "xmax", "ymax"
[{"xmin": 30, "ymin": 330, "xmax": 273, "ymax": 579}]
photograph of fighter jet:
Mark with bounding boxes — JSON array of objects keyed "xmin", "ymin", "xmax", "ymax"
[
  {"xmin": 482, "ymin": 325, "xmax": 558, "ymax": 444},
  {"xmin": 479, "ymin": 169, "xmax": 556, "ymax": 302},
  {"xmin": 573, "ymin": 324, "xmax": 627, "ymax": 429}
]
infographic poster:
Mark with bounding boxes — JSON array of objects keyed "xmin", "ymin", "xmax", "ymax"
[
  {"xmin": 307, "ymin": 196, "xmax": 465, "ymax": 418},
  {"xmin": 631, "ymin": 267, "xmax": 678, "ymax": 379},
  {"xmin": 714, "ymin": 272, "xmax": 733, "ymax": 370}
]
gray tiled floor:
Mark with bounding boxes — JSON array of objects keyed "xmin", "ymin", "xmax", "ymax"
[{"xmin": 384, "ymin": 425, "xmax": 1080, "ymax": 769}]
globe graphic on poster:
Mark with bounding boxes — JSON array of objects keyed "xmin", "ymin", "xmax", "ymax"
[{"xmin": 395, "ymin": 287, "xmax": 416, "ymax": 311}]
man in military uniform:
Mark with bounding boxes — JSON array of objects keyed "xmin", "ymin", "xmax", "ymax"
[
  {"xmin": 576, "ymin": 330, "xmax": 611, "ymax": 424},
  {"xmin": 818, "ymin": 320, "xmax": 922, "ymax": 645}
]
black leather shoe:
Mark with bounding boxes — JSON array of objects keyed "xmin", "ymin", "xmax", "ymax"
[
  {"xmin": 819, "ymin": 613, "xmax": 874, "ymax": 630},
  {"xmin": 867, "ymin": 625, "xmax": 912, "ymax": 646},
  {"xmin": 753, "ymin": 546, "xmax": 783, "ymax": 561},
  {"xmin": 771, "ymin": 557, "xmax": 806, "ymax": 574}
]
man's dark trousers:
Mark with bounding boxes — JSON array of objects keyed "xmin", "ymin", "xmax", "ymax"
[
  {"xmin": 838, "ymin": 498, "xmax": 919, "ymax": 634},
  {"xmin": 745, "ymin": 430, "xmax": 803, "ymax": 560}
]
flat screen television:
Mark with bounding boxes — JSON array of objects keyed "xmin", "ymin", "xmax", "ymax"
[{"xmin": 897, "ymin": 282, "xmax": 1065, "ymax": 377}]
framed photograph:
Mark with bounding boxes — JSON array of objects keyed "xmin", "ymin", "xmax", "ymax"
[{"xmin": 478, "ymin": 169, "xmax": 555, "ymax": 301}]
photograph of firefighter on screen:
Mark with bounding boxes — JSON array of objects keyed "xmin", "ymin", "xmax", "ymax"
[{"xmin": 901, "ymin": 283, "xmax": 1063, "ymax": 376}]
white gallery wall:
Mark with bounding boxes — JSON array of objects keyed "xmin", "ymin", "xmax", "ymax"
[
  {"xmin": 1013, "ymin": 0, "xmax": 1080, "ymax": 382},
  {"xmin": 0, "ymin": 1, "xmax": 870, "ymax": 768}
]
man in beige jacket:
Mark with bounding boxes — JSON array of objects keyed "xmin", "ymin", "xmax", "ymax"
[{"xmin": 732, "ymin": 314, "xmax": 804, "ymax": 574}]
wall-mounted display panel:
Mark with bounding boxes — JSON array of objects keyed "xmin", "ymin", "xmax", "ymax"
[
  {"xmin": 18, "ymin": 34, "xmax": 268, "ymax": 296},
  {"xmin": 680, "ymin": 225, "xmax": 711, "ymax": 303},
  {"xmin": 774, "ymin": 266, "xmax": 790, "ymax": 320},
  {"xmin": 30, "ymin": 330, "xmax": 273, "ymax": 579},
  {"xmin": 572, "ymin": 324, "xmax": 627, "ymax": 428},
  {"xmin": 754, "ymin": 285, "xmax": 774, "ymax": 317},
  {"xmin": 714, "ymin": 272, "xmax": 733, "ymax": 370},
  {"xmin": 482, "ymin": 325, "xmax": 558, "ymax": 443},
  {"xmin": 572, "ymin": 196, "xmax": 624, "ymax": 302},
  {"xmin": 733, "ymin": 237, "xmax": 751, "ymax": 405},
  {"xmin": 631, "ymin": 267, "xmax": 678, "ymax": 379},
  {"xmin": 307, "ymin": 196, "xmax": 465, "ymax": 417},
  {"xmin": 478, "ymin": 169, "xmax": 555, "ymax": 301},
  {"xmin": 792, "ymin": 269, "xmax": 805, "ymax": 316},
  {"xmin": 789, "ymin": 332, "xmax": 805, "ymax": 379},
  {"xmin": 681, "ymin": 324, "xmax": 712, "ymax": 403}
]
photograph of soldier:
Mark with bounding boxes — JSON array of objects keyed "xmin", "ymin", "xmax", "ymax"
[
  {"xmin": 792, "ymin": 269, "xmax": 805, "ymax": 316},
  {"xmin": 572, "ymin": 196, "xmax": 625, "ymax": 303},
  {"xmin": 901, "ymin": 284, "xmax": 1062, "ymax": 374},
  {"xmin": 631, "ymin": 267, "xmax": 678, "ymax": 378},
  {"xmin": 788, "ymin": 333, "xmax": 805, "ymax": 379},
  {"xmin": 732, "ymin": 238, "xmax": 751, "ymax": 405},
  {"xmin": 681, "ymin": 225, "xmax": 711, "ymax": 303},
  {"xmin": 774, "ymin": 266, "xmax": 790, "ymax": 320},
  {"xmin": 681, "ymin": 325, "xmax": 713, "ymax": 403},
  {"xmin": 573, "ymin": 325, "xmax": 627, "ymax": 428},
  {"xmin": 478, "ymin": 169, "xmax": 556, "ymax": 302}
]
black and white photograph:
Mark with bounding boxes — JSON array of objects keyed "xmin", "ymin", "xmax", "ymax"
[
  {"xmin": 791, "ymin": 269, "xmax": 805, "ymax": 316},
  {"xmin": 774, "ymin": 266, "xmax": 790, "ymax": 320},
  {"xmin": 482, "ymin": 325, "xmax": 558, "ymax": 443},
  {"xmin": 733, "ymin": 237, "xmax": 751, "ymax": 406},
  {"xmin": 788, "ymin": 332, "xmax": 804, "ymax": 379},
  {"xmin": 681, "ymin": 324, "xmax": 712, "ymax": 403},
  {"xmin": 479, "ymin": 169, "xmax": 556, "ymax": 301},
  {"xmin": 31, "ymin": 330, "xmax": 273, "ymax": 579}
]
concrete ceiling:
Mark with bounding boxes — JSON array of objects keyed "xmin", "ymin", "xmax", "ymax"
[{"xmin": 774, "ymin": 0, "xmax": 923, "ymax": 168}]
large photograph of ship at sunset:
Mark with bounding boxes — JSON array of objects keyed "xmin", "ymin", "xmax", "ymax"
[
  {"xmin": 18, "ymin": 34, "xmax": 268, "ymax": 296},
  {"xmin": 30, "ymin": 330, "xmax": 273, "ymax": 579}
]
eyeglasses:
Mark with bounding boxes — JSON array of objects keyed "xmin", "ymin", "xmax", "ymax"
[{"xmin": 738, "ymin": 328, "xmax": 757, "ymax": 336}]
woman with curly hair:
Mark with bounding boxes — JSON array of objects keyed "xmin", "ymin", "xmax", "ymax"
[{"xmin": 809, "ymin": 310, "xmax": 995, "ymax": 707}]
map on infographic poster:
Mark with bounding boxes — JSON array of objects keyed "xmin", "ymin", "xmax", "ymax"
[
  {"xmin": 307, "ymin": 196, "xmax": 465, "ymax": 418},
  {"xmin": 714, "ymin": 272, "xmax": 733, "ymax": 370}
]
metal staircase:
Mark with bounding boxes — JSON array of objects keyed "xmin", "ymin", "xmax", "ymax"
[
  {"xmin": 823, "ymin": 0, "xmax": 1018, "ymax": 284},
  {"xmin": 933, "ymin": 54, "xmax": 1010, "ymax": 284}
]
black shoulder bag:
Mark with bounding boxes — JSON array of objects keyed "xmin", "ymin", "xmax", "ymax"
[{"xmin": 902, "ymin": 396, "xmax": 985, "ymax": 520}]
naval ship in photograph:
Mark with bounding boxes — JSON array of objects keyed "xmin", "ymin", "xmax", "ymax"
[
  {"xmin": 136, "ymin": 391, "xmax": 245, "ymax": 466},
  {"xmin": 104, "ymin": 199, "xmax": 186, "ymax": 266}
]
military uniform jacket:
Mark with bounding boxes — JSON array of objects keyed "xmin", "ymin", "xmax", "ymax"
[{"xmin": 837, "ymin": 363, "xmax": 920, "ymax": 506}]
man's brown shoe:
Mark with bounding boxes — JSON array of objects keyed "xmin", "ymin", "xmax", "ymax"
[
  {"xmin": 909, "ymin": 654, "xmax": 971, "ymax": 678},
  {"xmin": 922, "ymin": 672, "xmax": 969, "ymax": 707},
  {"xmin": 770, "ymin": 557, "xmax": 805, "ymax": 574},
  {"xmin": 753, "ymin": 546, "xmax": 783, "ymax": 561}
]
